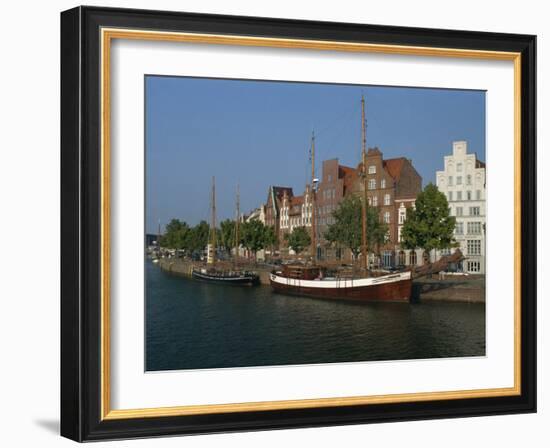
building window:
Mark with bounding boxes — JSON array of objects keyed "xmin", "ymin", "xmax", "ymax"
[
  {"xmin": 327, "ymin": 174, "xmax": 332, "ymax": 182},
  {"xmin": 455, "ymin": 222, "xmax": 464, "ymax": 235},
  {"xmin": 448, "ymin": 176, "xmax": 453, "ymax": 186},
  {"xmin": 368, "ymin": 165, "xmax": 376, "ymax": 174},
  {"xmin": 383, "ymin": 211, "xmax": 390, "ymax": 223},
  {"xmin": 448, "ymin": 191, "xmax": 453, "ymax": 201},
  {"xmin": 457, "ymin": 176, "xmax": 462, "ymax": 185},
  {"xmin": 457, "ymin": 191, "xmax": 462, "ymax": 200},
  {"xmin": 466, "ymin": 174, "xmax": 472, "ymax": 185},
  {"xmin": 470, "ymin": 206, "xmax": 481, "ymax": 216},
  {"xmin": 476, "ymin": 190, "xmax": 481, "ymax": 200},
  {"xmin": 398, "ymin": 208, "xmax": 406, "ymax": 224},
  {"xmin": 372, "ymin": 195, "xmax": 378, "ymax": 207},
  {"xmin": 467, "ymin": 261, "xmax": 481, "ymax": 273},
  {"xmin": 467, "ymin": 239, "xmax": 481, "ymax": 255},
  {"xmin": 398, "ymin": 251, "xmax": 406, "ymax": 265},
  {"xmin": 409, "ymin": 251, "xmax": 417, "ymax": 266},
  {"xmin": 384, "ymin": 194, "xmax": 391, "ymax": 205},
  {"xmin": 381, "ymin": 179, "xmax": 386, "ymax": 188},
  {"xmin": 467, "ymin": 190, "xmax": 472, "ymax": 200},
  {"xmin": 368, "ymin": 179, "xmax": 376, "ymax": 190},
  {"xmin": 467, "ymin": 222, "xmax": 482, "ymax": 234},
  {"xmin": 457, "ymin": 163, "xmax": 463, "ymax": 172},
  {"xmin": 382, "ymin": 251, "xmax": 393, "ymax": 267},
  {"xmin": 456, "ymin": 206, "xmax": 463, "ymax": 216}
]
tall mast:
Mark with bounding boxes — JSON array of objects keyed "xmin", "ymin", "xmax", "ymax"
[
  {"xmin": 235, "ymin": 183, "xmax": 240, "ymax": 259},
  {"xmin": 210, "ymin": 176, "xmax": 217, "ymax": 264},
  {"xmin": 310, "ymin": 130, "xmax": 316, "ymax": 262},
  {"xmin": 361, "ymin": 95, "xmax": 368, "ymax": 270}
]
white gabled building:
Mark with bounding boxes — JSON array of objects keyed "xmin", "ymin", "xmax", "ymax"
[{"xmin": 436, "ymin": 141, "xmax": 486, "ymax": 274}]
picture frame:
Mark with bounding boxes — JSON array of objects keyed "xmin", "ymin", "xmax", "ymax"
[{"xmin": 60, "ymin": 5, "xmax": 536, "ymax": 442}]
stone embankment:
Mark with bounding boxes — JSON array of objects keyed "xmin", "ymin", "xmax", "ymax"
[{"xmin": 157, "ymin": 258, "xmax": 485, "ymax": 303}]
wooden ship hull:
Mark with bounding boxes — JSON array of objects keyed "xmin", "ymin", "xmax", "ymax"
[
  {"xmin": 269, "ymin": 270, "xmax": 412, "ymax": 302},
  {"xmin": 192, "ymin": 268, "xmax": 259, "ymax": 285}
]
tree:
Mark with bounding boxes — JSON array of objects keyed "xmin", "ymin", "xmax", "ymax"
[
  {"xmin": 285, "ymin": 226, "xmax": 311, "ymax": 254},
  {"xmin": 219, "ymin": 219, "xmax": 236, "ymax": 252},
  {"xmin": 325, "ymin": 195, "xmax": 387, "ymax": 258},
  {"xmin": 240, "ymin": 219, "xmax": 267, "ymax": 258},
  {"xmin": 263, "ymin": 225, "xmax": 277, "ymax": 253},
  {"xmin": 160, "ymin": 219, "xmax": 190, "ymax": 250},
  {"xmin": 400, "ymin": 183, "xmax": 457, "ymax": 260},
  {"xmin": 188, "ymin": 220, "xmax": 210, "ymax": 254}
]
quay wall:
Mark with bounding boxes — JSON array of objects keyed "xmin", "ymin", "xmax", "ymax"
[{"xmin": 157, "ymin": 259, "xmax": 484, "ymax": 303}]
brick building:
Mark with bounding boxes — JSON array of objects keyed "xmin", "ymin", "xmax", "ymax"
[
  {"xmin": 350, "ymin": 147, "xmax": 422, "ymax": 267},
  {"xmin": 263, "ymin": 149, "xmax": 422, "ymax": 265},
  {"xmin": 264, "ymin": 186, "xmax": 294, "ymax": 250}
]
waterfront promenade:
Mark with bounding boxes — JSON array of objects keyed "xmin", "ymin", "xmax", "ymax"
[{"xmin": 156, "ymin": 258, "xmax": 485, "ymax": 303}]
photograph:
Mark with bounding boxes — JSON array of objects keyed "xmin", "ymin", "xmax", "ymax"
[
  {"xmin": 55, "ymin": 4, "xmax": 538, "ymax": 443},
  {"xmin": 145, "ymin": 76, "xmax": 487, "ymax": 371}
]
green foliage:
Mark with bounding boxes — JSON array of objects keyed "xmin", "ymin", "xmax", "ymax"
[
  {"xmin": 240, "ymin": 219, "xmax": 268, "ymax": 255},
  {"xmin": 189, "ymin": 220, "xmax": 210, "ymax": 253},
  {"xmin": 284, "ymin": 226, "xmax": 311, "ymax": 254},
  {"xmin": 325, "ymin": 195, "xmax": 387, "ymax": 257},
  {"xmin": 400, "ymin": 183, "xmax": 457, "ymax": 253},
  {"xmin": 219, "ymin": 219, "xmax": 236, "ymax": 252},
  {"xmin": 159, "ymin": 219, "xmax": 190, "ymax": 250},
  {"xmin": 160, "ymin": 217, "xmax": 277, "ymax": 258},
  {"xmin": 263, "ymin": 225, "xmax": 277, "ymax": 249}
]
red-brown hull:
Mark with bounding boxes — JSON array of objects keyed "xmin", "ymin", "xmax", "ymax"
[{"xmin": 270, "ymin": 278, "xmax": 412, "ymax": 303}]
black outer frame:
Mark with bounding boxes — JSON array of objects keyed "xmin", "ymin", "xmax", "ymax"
[{"xmin": 60, "ymin": 6, "xmax": 536, "ymax": 442}]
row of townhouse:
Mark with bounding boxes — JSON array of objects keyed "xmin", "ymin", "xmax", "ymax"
[
  {"xmin": 263, "ymin": 147, "xmax": 422, "ymax": 267},
  {"xmin": 257, "ymin": 141, "xmax": 485, "ymax": 274}
]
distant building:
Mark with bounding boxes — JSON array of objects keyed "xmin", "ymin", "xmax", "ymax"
[
  {"xmin": 244, "ymin": 205, "xmax": 266, "ymax": 223},
  {"xmin": 264, "ymin": 186, "xmax": 294, "ymax": 250},
  {"xmin": 435, "ymin": 141, "xmax": 486, "ymax": 274},
  {"xmin": 351, "ymin": 148, "xmax": 422, "ymax": 267},
  {"xmin": 145, "ymin": 233, "xmax": 159, "ymax": 247}
]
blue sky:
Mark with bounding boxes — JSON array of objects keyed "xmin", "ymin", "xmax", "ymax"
[{"xmin": 145, "ymin": 76, "xmax": 485, "ymax": 234}]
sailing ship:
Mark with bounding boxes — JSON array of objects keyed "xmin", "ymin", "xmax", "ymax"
[
  {"xmin": 269, "ymin": 95, "xmax": 459, "ymax": 302},
  {"xmin": 191, "ymin": 177, "xmax": 260, "ymax": 285}
]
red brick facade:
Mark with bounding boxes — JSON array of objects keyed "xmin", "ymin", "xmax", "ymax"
[{"xmin": 264, "ymin": 148, "xmax": 422, "ymax": 264}]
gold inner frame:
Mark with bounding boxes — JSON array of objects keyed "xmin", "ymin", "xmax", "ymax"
[{"xmin": 100, "ymin": 27, "xmax": 522, "ymax": 420}]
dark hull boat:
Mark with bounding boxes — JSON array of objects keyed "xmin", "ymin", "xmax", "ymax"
[
  {"xmin": 270, "ymin": 267, "xmax": 412, "ymax": 302},
  {"xmin": 192, "ymin": 267, "xmax": 259, "ymax": 285}
]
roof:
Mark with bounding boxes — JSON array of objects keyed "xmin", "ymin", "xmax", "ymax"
[
  {"xmin": 291, "ymin": 195, "xmax": 304, "ymax": 205},
  {"xmin": 338, "ymin": 165, "xmax": 355, "ymax": 178},
  {"xmin": 383, "ymin": 158, "xmax": 407, "ymax": 181},
  {"xmin": 340, "ymin": 165, "xmax": 358, "ymax": 194},
  {"xmin": 272, "ymin": 186, "xmax": 294, "ymax": 198},
  {"xmin": 475, "ymin": 159, "xmax": 486, "ymax": 169}
]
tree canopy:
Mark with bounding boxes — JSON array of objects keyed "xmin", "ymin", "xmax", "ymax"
[
  {"xmin": 159, "ymin": 219, "xmax": 191, "ymax": 250},
  {"xmin": 240, "ymin": 219, "xmax": 269, "ymax": 256},
  {"xmin": 324, "ymin": 195, "xmax": 387, "ymax": 258},
  {"xmin": 400, "ymin": 183, "xmax": 457, "ymax": 254},
  {"xmin": 160, "ymin": 216, "xmax": 277, "ymax": 258},
  {"xmin": 284, "ymin": 226, "xmax": 311, "ymax": 254},
  {"xmin": 219, "ymin": 219, "xmax": 236, "ymax": 252}
]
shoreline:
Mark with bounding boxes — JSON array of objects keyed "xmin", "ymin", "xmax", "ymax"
[{"xmin": 156, "ymin": 258, "xmax": 485, "ymax": 304}]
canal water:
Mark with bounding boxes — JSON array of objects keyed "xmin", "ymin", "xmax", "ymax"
[{"xmin": 146, "ymin": 260, "xmax": 485, "ymax": 371}]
